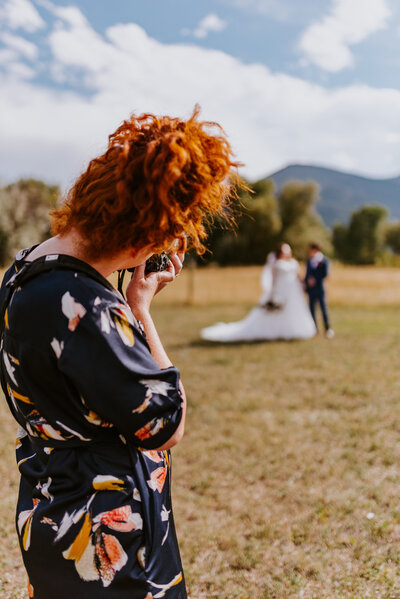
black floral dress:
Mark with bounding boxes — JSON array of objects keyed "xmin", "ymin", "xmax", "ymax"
[{"xmin": 0, "ymin": 249, "xmax": 187, "ymax": 599}]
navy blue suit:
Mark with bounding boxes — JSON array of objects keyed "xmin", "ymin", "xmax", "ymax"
[{"xmin": 304, "ymin": 256, "xmax": 330, "ymax": 331}]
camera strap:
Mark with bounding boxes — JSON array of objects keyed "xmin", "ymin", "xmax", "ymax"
[
  {"xmin": 117, "ymin": 269, "xmax": 127, "ymax": 297},
  {"xmin": 116, "ymin": 267, "xmax": 137, "ymax": 298}
]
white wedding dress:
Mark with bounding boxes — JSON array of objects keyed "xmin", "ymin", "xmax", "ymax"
[{"xmin": 201, "ymin": 257, "xmax": 316, "ymax": 342}]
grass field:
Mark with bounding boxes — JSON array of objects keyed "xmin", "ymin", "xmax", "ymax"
[
  {"xmin": 153, "ymin": 262, "xmax": 400, "ymax": 307},
  {"xmin": 1, "ymin": 265, "xmax": 400, "ymax": 598}
]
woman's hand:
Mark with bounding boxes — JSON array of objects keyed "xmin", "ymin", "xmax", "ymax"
[{"xmin": 126, "ymin": 251, "xmax": 184, "ymax": 316}]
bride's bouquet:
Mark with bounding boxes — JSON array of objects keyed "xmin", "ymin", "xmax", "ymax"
[{"xmin": 262, "ymin": 300, "xmax": 283, "ymax": 311}]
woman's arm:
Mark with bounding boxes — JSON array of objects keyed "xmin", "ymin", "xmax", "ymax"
[
  {"xmin": 126, "ymin": 252, "xmax": 186, "ymax": 450},
  {"xmin": 132, "ymin": 308, "xmax": 186, "ymax": 450}
]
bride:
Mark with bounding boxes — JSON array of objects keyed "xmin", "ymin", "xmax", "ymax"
[{"xmin": 201, "ymin": 243, "xmax": 316, "ymax": 342}]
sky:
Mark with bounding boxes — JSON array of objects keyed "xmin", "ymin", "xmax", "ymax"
[{"xmin": 0, "ymin": 0, "xmax": 400, "ymax": 189}]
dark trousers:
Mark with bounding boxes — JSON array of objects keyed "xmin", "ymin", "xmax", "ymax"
[{"xmin": 308, "ymin": 292, "xmax": 330, "ymax": 331}]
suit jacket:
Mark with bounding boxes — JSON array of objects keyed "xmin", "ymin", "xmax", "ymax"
[{"xmin": 305, "ymin": 256, "xmax": 329, "ymax": 294}]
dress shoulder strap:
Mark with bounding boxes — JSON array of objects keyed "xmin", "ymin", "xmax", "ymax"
[{"xmin": 0, "ymin": 254, "xmax": 118, "ymax": 342}]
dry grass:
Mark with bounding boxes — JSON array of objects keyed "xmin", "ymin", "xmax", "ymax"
[
  {"xmin": 153, "ymin": 263, "xmax": 400, "ymax": 308},
  {"xmin": 1, "ymin": 266, "xmax": 400, "ymax": 598},
  {"xmin": 162, "ymin": 303, "xmax": 400, "ymax": 599}
]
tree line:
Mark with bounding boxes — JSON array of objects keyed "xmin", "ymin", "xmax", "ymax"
[
  {"xmin": 0, "ymin": 179, "xmax": 59, "ymax": 266},
  {"xmin": 204, "ymin": 178, "xmax": 400, "ymax": 265},
  {"xmin": 0, "ymin": 177, "xmax": 399, "ymax": 267}
]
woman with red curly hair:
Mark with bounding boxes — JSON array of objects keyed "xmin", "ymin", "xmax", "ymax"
[{"xmin": 0, "ymin": 108, "xmax": 238, "ymax": 599}]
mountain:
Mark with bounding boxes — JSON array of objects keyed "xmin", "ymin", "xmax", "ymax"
[{"xmin": 265, "ymin": 164, "xmax": 400, "ymax": 227}]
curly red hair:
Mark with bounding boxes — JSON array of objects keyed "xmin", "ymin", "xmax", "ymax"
[{"xmin": 51, "ymin": 106, "xmax": 240, "ymax": 259}]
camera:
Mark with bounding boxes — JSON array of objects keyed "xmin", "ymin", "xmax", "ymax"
[
  {"xmin": 117, "ymin": 237, "xmax": 185, "ymax": 296},
  {"xmin": 144, "ymin": 252, "xmax": 170, "ymax": 275},
  {"xmin": 145, "ymin": 237, "xmax": 187, "ymax": 273},
  {"xmin": 134, "ymin": 237, "xmax": 187, "ymax": 275}
]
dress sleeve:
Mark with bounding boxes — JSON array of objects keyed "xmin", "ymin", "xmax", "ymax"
[{"xmin": 58, "ymin": 298, "xmax": 183, "ymax": 450}]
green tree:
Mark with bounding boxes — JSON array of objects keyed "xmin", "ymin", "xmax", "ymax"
[
  {"xmin": 204, "ymin": 178, "xmax": 281, "ymax": 265},
  {"xmin": 0, "ymin": 179, "xmax": 59, "ymax": 266},
  {"xmin": 0, "ymin": 228, "xmax": 9, "ymax": 266},
  {"xmin": 203, "ymin": 178, "xmax": 330, "ymax": 265},
  {"xmin": 385, "ymin": 222, "xmax": 400, "ymax": 255},
  {"xmin": 278, "ymin": 181, "xmax": 331, "ymax": 259},
  {"xmin": 332, "ymin": 223, "xmax": 350, "ymax": 262},
  {"xmin": 333, "ymin": 205, "xmax": 388, "ymax": 264}
]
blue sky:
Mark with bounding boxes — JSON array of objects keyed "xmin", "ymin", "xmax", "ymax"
[
  {"xmin": 0, "ymin": 0, "xmax": 399, "ymax": 187},
  {"xmin": 59, "ymin": 0, "xmax": 399, "ymax": 90}
]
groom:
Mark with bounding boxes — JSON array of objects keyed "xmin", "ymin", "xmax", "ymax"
[{"xmin": 304, "ymin": 243, "xmax": 334, "ymax": 338}]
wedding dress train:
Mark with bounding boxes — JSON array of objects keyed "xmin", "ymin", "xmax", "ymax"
[{"xmin": 201, "ymin": 257, "xmax": 316, "ymax": 342}]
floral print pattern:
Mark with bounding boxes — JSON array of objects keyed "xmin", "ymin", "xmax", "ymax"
[
  {"xmin": 0, "ymin": 251, "xmax": 186, "ymax": 598},
  {"xmin": 54, "ymin": 498, "xmax": 143, "ymax": 587}
]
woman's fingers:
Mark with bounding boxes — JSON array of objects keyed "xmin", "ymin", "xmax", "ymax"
[
  {"xmin": 152, "ymin": 254, "xmax": 181, "ymax": 294},
  {"xmin": 157, "ymin": 268, "xmax": 175, "ymax": 284},
  {"xmin": 168, "ymin": 252, "xmax": 183, "ymax": 276},
  {"xmin": 125, "ymin": 251, "xmax": 184, "ymax": 308},
  {"xmin": 152, "ymin": 269, "xmax": 174, "ymax": 295},
  {"xmin": 162, "ymin": 269, "xmax": 175, "ymax": 282}
]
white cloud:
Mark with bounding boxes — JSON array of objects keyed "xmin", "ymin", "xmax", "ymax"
[
  {"xmin": 37, "ymin": 0, "xmax": 88, "ymax": 28},
  {"xmin": 6, "ymin": 60, "xmax": 35, "ymax": 79},
  {"xmin": 299, "ymin": 0, "xmax": 391, "ymax": 72},
  {"xmin": 182, "ymin": 13, "xmax": 227, "ymax": 39},
  {"xmin": 0, "ymin": 0, "xmax": 45, "ymax": 32},
  {"xmin": 0, "ymin": 47, "xmax": 18, "ymax": 64},
  {"xmin": 0, "ymin": 32, "xmax": 38, "ymax": 60},
  {"xmin": 0, "ymin": 2, "xmax": 400, "ymax": 189},
  {"xmin": 194, "ymin": 14, "xmax": 227, "ymax": 39},
  {"xmin": 0, "ymin": 38, "xmax": 36, "ymax": 80}
]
